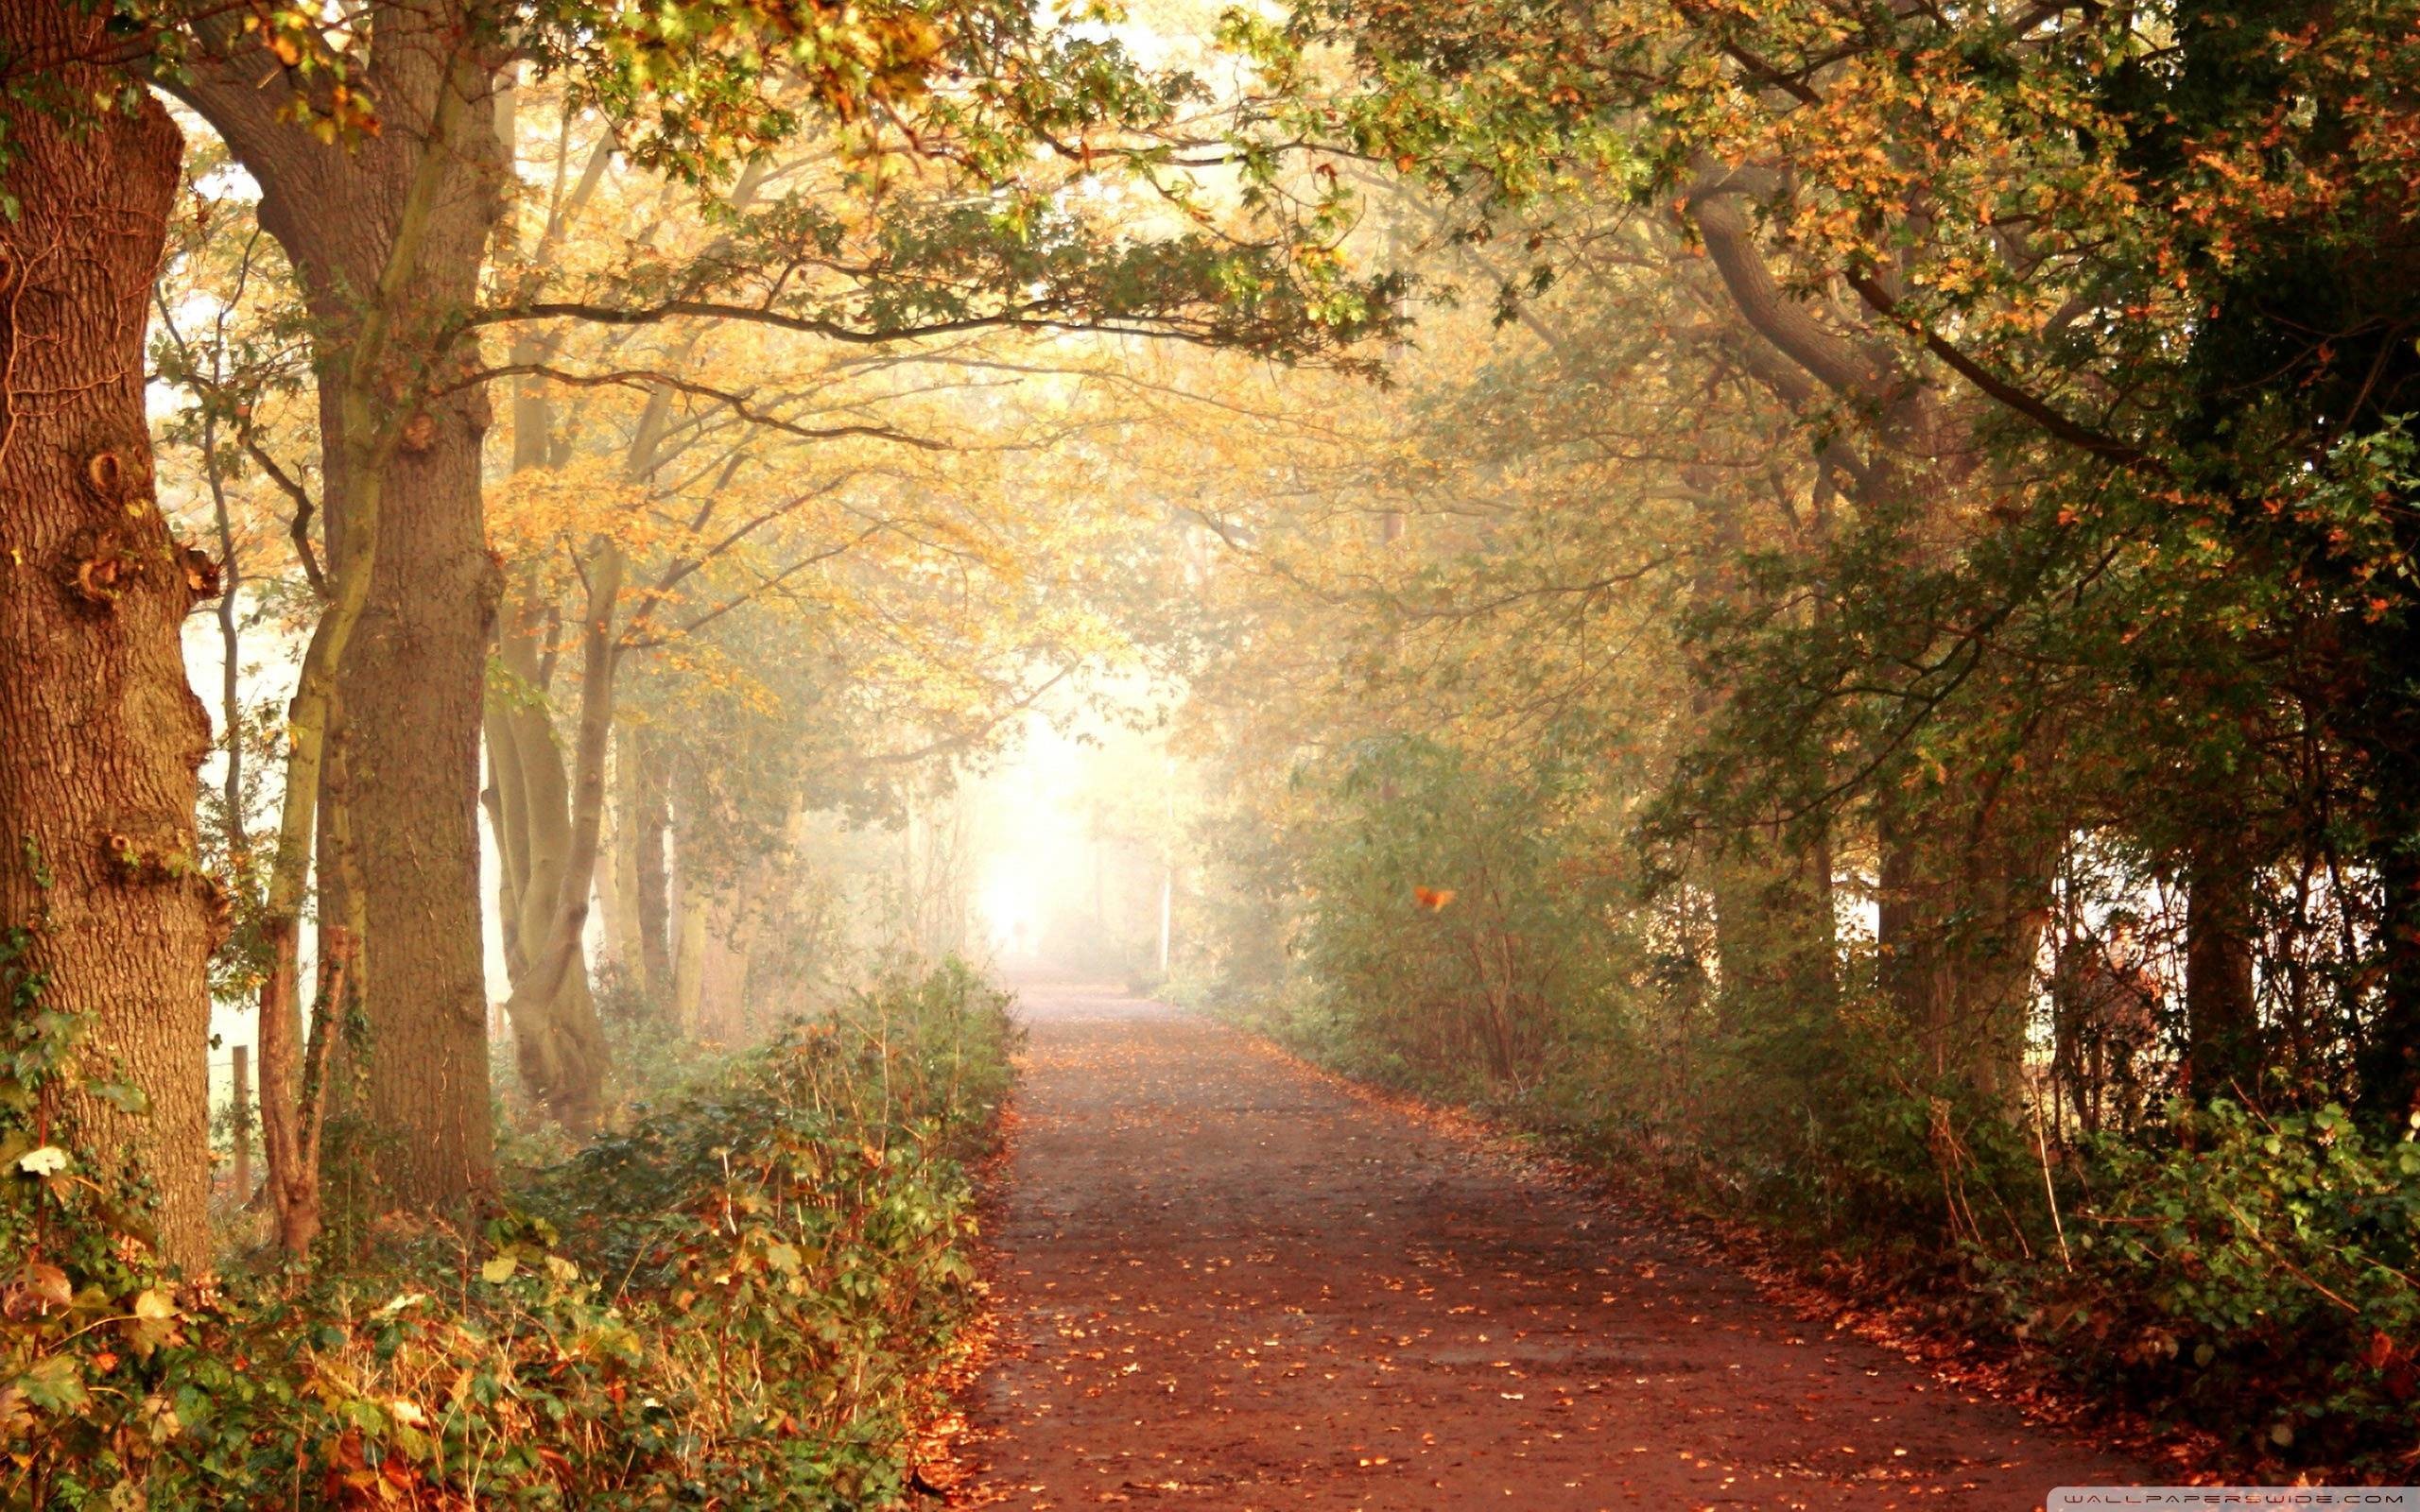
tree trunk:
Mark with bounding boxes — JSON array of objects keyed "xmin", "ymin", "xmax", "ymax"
[
  {"xmin": 2360, "ymin": 754, "xmax": 2420, "ymax": 1121},
  {"xmin": 699, "ymin": 885, "xmax": 755, "ymax": 1044},
  {"xmin": 1876, "ymin": 795, "xmax": 1953, "ymax": 1080},
  {"xmin": 0, "ymin": 36, "xmax": 216, "ymax": 1266},
  {"xmin": 1878, "ymin": 775, "xmax": 2052, "ymax": 1107},
  {"xmin": 485, "ymin": 569, "xmax": 610, "ymax": 1131},
  {"xmin": 1710, "ymin": 839, "xmax": 1836, "ymax": 1031},
  {"xmin": 599, "ymin": 739, "xmax": 644, "ymax": 987},
  {"xmin": 2185, "ymin": 833, "xmax": 2261, "ymax": 1101},
  {"xmin": 179, "ymin": 13, "xmax": 507, "ymax": 1211},
  {"xmin": 1950, "ymin": 854, "xmax": 2052, "ymax": 1108},
  {"xmin": 313, "ymin": 216, "xmax": 500, "ymax": 1212},
  {"xmin": 672, "ymin": 872, "xmax": 710, "ymax": 1037},
  {"xmin": 634, "ymin": 740, "xmax": 675, "ymax": 1007}
]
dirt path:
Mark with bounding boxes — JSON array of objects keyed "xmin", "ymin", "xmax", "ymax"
[{"xmin": 961, "ymin": 983, "xmax": 2149, "ymax": 1511}]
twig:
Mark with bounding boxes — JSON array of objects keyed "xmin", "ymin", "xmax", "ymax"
[{"xmin": 2030, "ymin": 1083, "xmax": 2073, "ymax": 1271}]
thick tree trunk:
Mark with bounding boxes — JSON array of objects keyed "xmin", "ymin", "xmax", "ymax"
[
  {"xmin": 1876, "ymin": 797, "xmax": 1953, "ymax": 1078},
  {"xmin": 180, "ymin": 14, "xmax": 507, "ymax": 1211},
  {"xmin": 1950, "ymin": 858, "xmax": 2052, "ymax": 1107},
  {"xmin": 0, "ymin": 38, "xmax": 215, "ymax": 1266},
  {"xmin": 332, "ymin": 402, "xmax": 498, "ymax": 1203}
]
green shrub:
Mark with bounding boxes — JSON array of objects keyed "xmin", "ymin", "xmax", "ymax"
[
  {"xmin": 1291, "ymin": 734, "xmax": 1641, "ymax": 1097},
  {"xmin": 1989, "ymin": 1099, "xmax": 2420, "ymax": 1466},
  {"xmin": 1, "ymin": 958, "xmax": 1016, "ymax": 1509}
]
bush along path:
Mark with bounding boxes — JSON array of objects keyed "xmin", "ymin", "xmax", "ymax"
[
  {"xmin": 0, "ymin": 961, "xmax": 1016, "ymax": 1509},
  {"xmin": 959, "ymin": 983, "xmax": 2152, "ymax": 1511}
]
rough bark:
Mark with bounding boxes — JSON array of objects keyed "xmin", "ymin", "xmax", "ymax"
[
  {"xmin": 175, "ymin": 9, "xmax": 507, "ymax": 1211},
  {"xmin": 0, "ymin": 32, "xmax": 215, "ymax": 1266}
]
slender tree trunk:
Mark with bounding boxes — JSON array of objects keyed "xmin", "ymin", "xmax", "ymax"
[
  {"xmin": 482, "ymin": 301, "xmax": 627, "ymax": 1127},
  {"xmin": 0, "ymin": 31, "xmax": 214, "ymax": 1266},
  {"xmin": 180, "ymin": 16, "xmax": 507, "ymax": 1210},
  {"xmin": 600, "ymin": 741, "xmax": 644, "ymax": 983},
  {"xmin": 699, "ymin": 885, "xmax": 754, "ymax": 1043},
  {"xmin": 1876, "ymin": 794, "xmax": 1952, "ymax": 1079},
  {"xmin": 484, "ymin": 710, "xmax": 531, "ymax": 977},
  {"xmin": 2186, "ymin": 833, "xmax": 2260, "ymax": 1101},
  {"xmin": 672, "ymin": 872, "xmax": 709, "ymax": 1037},
  {"xmin": 634, "ymin": 740, "xmax": 674, "ymax": 1006},
  {"xmin": 486, "ymin": 575, "xmax": 611, "ymax": 1129},
  {"xmin": 1710, "ymin": 840, "xmax": 1836, "ymax": 1030},
  {"xmin": 2360, "ymin": 747, "xmax": 2420, "ymax": 1120}
]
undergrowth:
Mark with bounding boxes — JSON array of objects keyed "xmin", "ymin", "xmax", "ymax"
[
  {"xmin": 1190, "ymin": 734, "xmax": 2420, "ymax": 1474},
  {"xmin": 1, "ymin": 958, "xmax": 1017, "ymax": 1509},
  {"xmin": 1228, "ymin": 978, "xmax": 2420, "ymax": 1476}
]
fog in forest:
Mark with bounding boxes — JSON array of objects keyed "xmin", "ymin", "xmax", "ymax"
[{"xmin": 8, "ymin": 0, "xmax": 2420, "ymax": 1500}]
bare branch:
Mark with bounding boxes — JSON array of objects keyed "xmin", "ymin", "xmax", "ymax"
[{"xmin": 451, "ymin": 363, "xmax": 952, "ymax": 451}]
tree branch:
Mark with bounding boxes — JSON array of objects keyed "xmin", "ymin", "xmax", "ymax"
[
  {"xmin": 452, "ymin": 363, "xmax": 951, "ymax": 452},
  {"xmin": 464, "ymin": 297, "xmax": 1331, "ymax": 357},
  {"xmin": 1840, "ymin": 269, "xmax": 2157, "ymax": 471}
]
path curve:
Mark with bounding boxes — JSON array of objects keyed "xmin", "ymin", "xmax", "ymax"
[{"xmin": 961, "ymin": 982, "xmax": 2148, "ymax": 1510}]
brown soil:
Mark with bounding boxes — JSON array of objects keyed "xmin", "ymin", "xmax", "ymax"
[{"xmin": 958, "ymin": 982, "xmax": 2152, "ymax": 1511}]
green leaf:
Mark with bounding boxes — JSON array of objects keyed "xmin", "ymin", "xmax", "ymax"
[
  {"xmin": 16, "ymin": 1354, "xmax": 87, "ymax": 1414},
  {"xmin": 479, "ymin": 1255, "xmax": 518, "ymax": 1284},
  {"xmin": 85, "ymin": 1078, "xmax": 149, "ymax": 1114}
]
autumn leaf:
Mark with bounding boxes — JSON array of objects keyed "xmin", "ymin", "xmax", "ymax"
[{"xmin": 15, "ymin": 1145, "xmax": 68, "ymax": 1177}]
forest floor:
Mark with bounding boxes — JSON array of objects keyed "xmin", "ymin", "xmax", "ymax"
[{"xmin": 950, "ymin": 980, "xmax": 2157, "ymax": 1512}]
